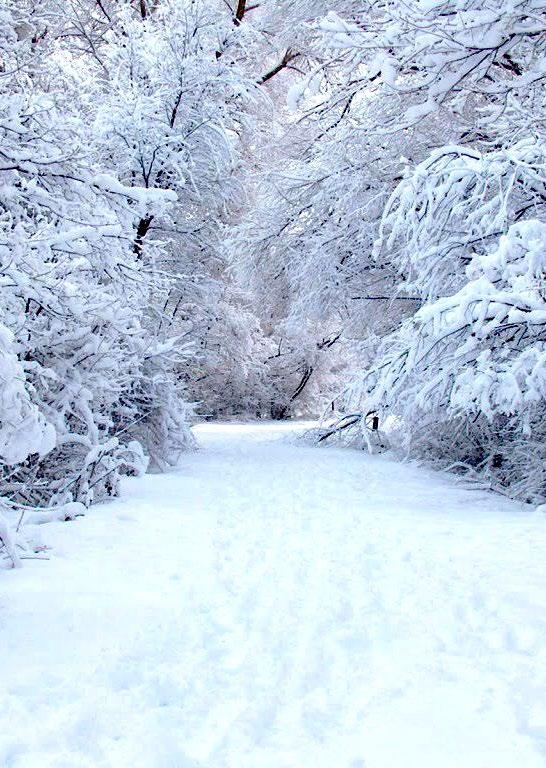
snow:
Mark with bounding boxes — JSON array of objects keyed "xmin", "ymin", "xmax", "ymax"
[
  {"xmin": 0, "ymin": 323, "xmax": 56, "ymax": 466},
  {"xmin": 1, "ymin": 422, "xmax": 546, "ymax": 768},
  {"xmin": 286, "ymin": 79, "xmax": 308, "ymax": 112},
  {"xmin": 0, "ymin": 513, "xmax": 21, "ymax": 569}
]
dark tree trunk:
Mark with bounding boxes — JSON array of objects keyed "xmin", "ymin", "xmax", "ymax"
[{"xmin": 133, "ymin": 215, "xmax": 154, "ymax": 257}]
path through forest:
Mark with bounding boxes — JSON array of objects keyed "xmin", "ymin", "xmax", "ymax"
[{"xmin": 1, "ymin": 423, "xmax": 545, "ymax": 768}]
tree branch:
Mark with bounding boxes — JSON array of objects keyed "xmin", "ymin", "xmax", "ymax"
[{"xmin": 259, "ymin": 50, "xmax": 300, "ymax": 85}]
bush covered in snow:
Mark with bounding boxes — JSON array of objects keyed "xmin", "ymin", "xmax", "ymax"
[
  {"xmin": 350, "ymin": 218, "xmax": 545, "ymax": 502},
  {"xmin": 0, "ymin": 2, "xmax": 197, "ymax": 541},
  {"xmin": 230, "ymin": 0, "xmax": 546, "ymax": 501}
]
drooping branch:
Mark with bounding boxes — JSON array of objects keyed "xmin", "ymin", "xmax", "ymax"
[
  {"xmin": 291, "ymin": 365, "xmax": 313, "ymax": 402},
  {"xmin": 317, "ymin": 414, "xmax": 361, "ymax": 443},
  {"xmin": 276, "ymin": 364, "xmax": 314, "ymax": 418}
]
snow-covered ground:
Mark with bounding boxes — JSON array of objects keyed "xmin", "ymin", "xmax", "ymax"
[{"xmin": 1, "ymin": 422, "xmax": 545, "ymax": 768}]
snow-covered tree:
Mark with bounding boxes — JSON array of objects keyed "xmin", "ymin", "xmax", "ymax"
[
  {"xmin": 231, "ymin": 0, "xmax": 545, "ymax": 498},
  {"xmin": 2, "ymin": 0, "xmax": 544, "ymax": 536},
  {"xmin": 0, "ymin": 1, "xmax": 193, "ymax": 516},
  {"xmin": 349, "ymin": 217, "xmax": 545, "ymax": 501},
  {"xmin": 314, "ymin": 0, "xmax": 546, "ymax": 500}
]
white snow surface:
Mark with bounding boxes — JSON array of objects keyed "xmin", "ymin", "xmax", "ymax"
[{"xmin": 1, "ymin": 422, "xmax": 546, "ymax": 768}]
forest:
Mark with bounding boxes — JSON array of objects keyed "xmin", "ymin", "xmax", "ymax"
[
  {"xmin": 1, "ymin": 0, "xmax": 544, "ymax": 533},
  {"xmin": 0, "ymin": 2, "xmax": 545, "ymax": 765}
]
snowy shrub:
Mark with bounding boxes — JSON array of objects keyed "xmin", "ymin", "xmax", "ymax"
[
  {"xmin": 347, "ymin": 220, "xmax": 545, "ymax": 502},
  {"xmin": 287, "ymin": 0, "xmax": 546, "ymax": 502},
  {"xmin": 0, "ymin": 3, "xmax": 193, "ymax": 514},
  {"xmin": 381, "ymin": 142, "xmax": 546, "ymax": 299},
  {"xmin": 0, "ymin": 324, "xmax": 55, "ymax": 467}
]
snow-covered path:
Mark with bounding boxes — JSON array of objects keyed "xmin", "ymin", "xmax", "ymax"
[{"xmin": 1, "ymin": 423, "xmax": 546, "ymax": 768}]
